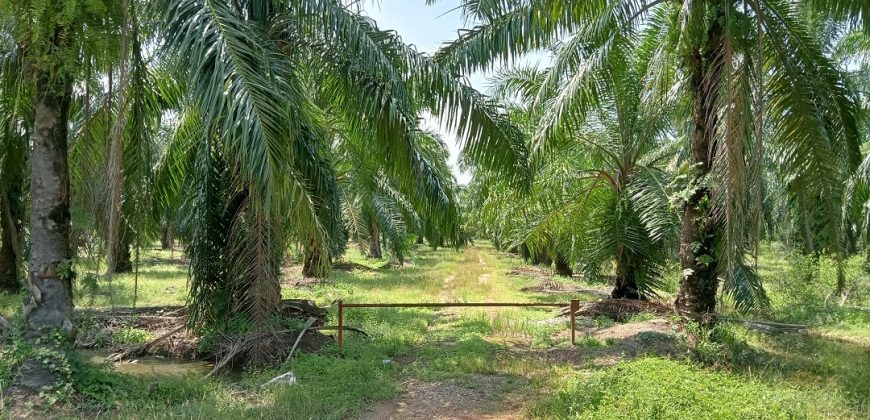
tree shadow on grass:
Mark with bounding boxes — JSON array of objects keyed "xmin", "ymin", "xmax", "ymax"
[{"xmin": 720, "ymin": 328, "xmax": 870, "ymax": 412}]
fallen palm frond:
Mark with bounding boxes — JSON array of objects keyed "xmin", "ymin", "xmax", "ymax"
[
  {"xmin": 721, "ymin": 318, "xmax": 809, "ymax": 334},
  {"xmin": 208, "ymin": 327, "xmax": 333, "ymax": 377},
  {"xmin": 284, "ymin": 317, "xmax": 318, "ymax": 364},
  {"xmin": 108, "ymin": 324, "xmax": 187, "ymax": 362},
  {"xmin": 74, "ymin": 300, "xmax": 333, "ymax": 365},
  {"xmin": 521, "ymin": 279, "xmax": 611, "ymax": 298},
  {"xmin": 310, "ymin": 325, "xmax": 371, "ymax": 338},
  {"xmin": 559, "ymin": 298, "xmax": 672, "ymax": 321}
]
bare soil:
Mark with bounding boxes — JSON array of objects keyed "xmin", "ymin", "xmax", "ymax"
[{"xmin": 358, "ymin": 375, "xmax": 528, "ymax": 420}]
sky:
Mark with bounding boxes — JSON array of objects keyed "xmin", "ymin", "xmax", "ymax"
[{"xmin": 360, "ymin": 0, "xmax": 501, "ymax": 185}]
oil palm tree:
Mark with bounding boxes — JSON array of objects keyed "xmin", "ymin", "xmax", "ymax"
[
  {"xmin": 754, "ymin": 23, "xmax": 869, "ymax": 296},
  {"xmin": 528, "ymin": 32, "xmax": 677, "ymax": 297},
  {"xmin": 471, "ymin": 29, "xmax": 678, "ymax": 297},
  {"xmin": 0, "ymin": 0, "xmax": 118, "ymax": 391},
  {"xmin": 435, "ymin": 0, "xmax": 865, "ymax": 320},
  {"xmin": 151, "ymin": 0, "xmax": 527, "ymax": 342},
  {"xmin": 65, "ymin": 0, "xmax": 164, "ymax": 295}
]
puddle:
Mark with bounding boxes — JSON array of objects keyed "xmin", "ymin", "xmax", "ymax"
[{"xmin": 79, "ymin": 349, "xmax": 213, "ymax": 377}]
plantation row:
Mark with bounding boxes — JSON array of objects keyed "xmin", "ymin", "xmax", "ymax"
[{"xmin": 0, "ymin": 0, "xmax": 867, "ymax": 411}]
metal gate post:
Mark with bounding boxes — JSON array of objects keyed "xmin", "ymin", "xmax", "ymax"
[
  {"xmin": 337, "ymin": 299, "xmax": 344, "ymax": 354},
  {"xmin": 570, "ymin": 299, "xmax": 579, "ymax": 346}
]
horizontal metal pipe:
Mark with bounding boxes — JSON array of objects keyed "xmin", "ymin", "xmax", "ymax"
[{"xmin": 340, "ymin": 302, "xmax": 568, "ymax": 308}]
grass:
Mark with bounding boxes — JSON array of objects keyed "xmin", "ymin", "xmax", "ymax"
[
  {"xmin": 1, "ymin": 242, "xmax": 868, "ymax": 418},
  {"xmin": 530, "ymin": 357, "xmax": 850, "ymax": 419}
]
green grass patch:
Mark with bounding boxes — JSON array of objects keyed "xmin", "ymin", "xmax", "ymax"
[{"xmin": 531, "ymin": 357, "xmax": 856, "ymax": 419}]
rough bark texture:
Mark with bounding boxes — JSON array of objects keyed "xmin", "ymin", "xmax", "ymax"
[
  {"xmin": 302, "ymin": 241, "xmax": 325, "ymax": 278},
  {"xmin": 612, "ymin": 252, "xmax": 643, "ymax": 300},
  {"xmin": 113, "ymin": 225, "xmax": 133, "ymax": 273},
  {"xmin": 532, "ymin": 248, "xmax": 552, "ymax": 267},
  {"xmin": 368, "ymin": 222, "xmax": 382, "ymax": 258},
  {"xmin": 554, "ymin": 253, "xmax": 572, "ymax": 277},
  {"xmin": 675, "ymin": 18, "xmax": 723, "ymax": 324},
  {"xmin": 17, "ymin": 72, "xmax": 76, "ymax": 392},
  {"xmin": 161, "ymin": 225, "xmax": 173, "ymax": 250}
]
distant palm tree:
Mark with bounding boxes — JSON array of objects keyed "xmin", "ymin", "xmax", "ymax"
[
  {"xmin": 434, "ymin": 0, "xmax": 865, "ymax": 319},
  {"xmin": 471, "ymin": 31, "xmax": 678, "ymax": 297},
  {"xmin": 505, "ymin": 30, "xmax": 677, "ymax": 299},
  {"xmin": 334, "ymin": 126, "xmax": 459, "ymax": 267}
]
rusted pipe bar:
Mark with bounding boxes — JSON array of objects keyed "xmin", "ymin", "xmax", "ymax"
[{"xmin": 341, "ymin": 302, "xmax": 568, "ymax": 308}]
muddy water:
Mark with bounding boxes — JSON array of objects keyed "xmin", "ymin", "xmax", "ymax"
[{"xmin": 78, "ymin": 349, "xmax": 213, "ymax": 377}]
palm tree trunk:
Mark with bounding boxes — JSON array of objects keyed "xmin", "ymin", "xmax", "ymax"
[
  {"xmin": 519, "ymin": 243, "xmax": 531, "ymax": 262},
  {"xmin": 532, "ymin": 248, "xmax": 552, "ymax": 266},
  {"xmin": 161, "ymin": 224, "xmax": 173, "ymax": 250},
  {"xmin": 862, "ymin": 246, "xmax": 870, "ymax": 274},
  {"xmin": 113, "ymin": 225, "xmax": 133, "ymax": 273},
  {"xmin": 302, "ymin": 240, "xmax": 324, "ymax": 278},
  {"xmin": 17, "ymin": 71, "xmax": 76, "ymax": 391},
  {"xmin": 368, "ymin": 221, "xmax": 382, "ymax": 258},
  {"xmin": 554, "ymin": 252, "xmax": 572, "ymax": 277},
  {"xmin": 612, "ymin": 251, "xmax": 642, "ymax": 300},
  {"xmin": 675, "ymin": 17, "xmax": 724, "ymax": 324},
  {"xmin": 835, "ymin": 260, "xmax": 847, "ymax": 298},
  {"xmin": 0, "ymin": 142, "xmax": 24, "ymax": 294}
]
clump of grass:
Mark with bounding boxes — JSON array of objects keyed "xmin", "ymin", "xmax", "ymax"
[
  {"xmin": 575, "ymin": 335, "xmax": 609, "ymax": 347},
  {"xmin": 113, "ymin": 326, "xmax": 153, "ymax": 346},
  {"xmin": 594, "ymin": 316, "xmax": 616, "ymax": 328},
  {"xmin": 625, "ymin": 312, "xmax": 657, "ymax": 323}
]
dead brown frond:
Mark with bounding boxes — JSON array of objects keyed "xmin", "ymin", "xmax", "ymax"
[
  {"xmin": 561, "ymin": 298, "xmax": 672, "ymax": 321},
  {"xmin": 227, "ymin": 197, "xmax": 284, "ymax": 364},
  {"xmin": 208, "ymin": 327, "xmax": 333, "ymax": 376}
]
